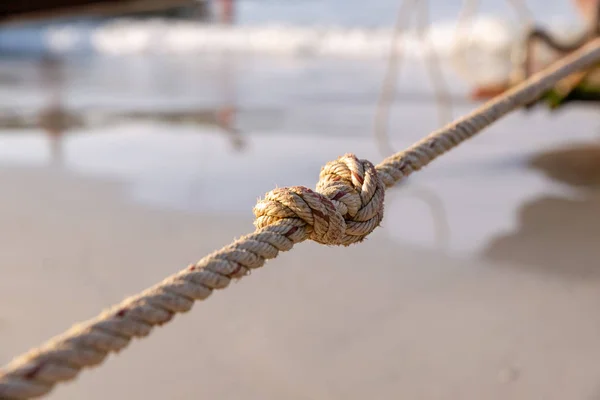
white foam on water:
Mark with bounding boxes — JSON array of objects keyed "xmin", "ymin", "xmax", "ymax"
[
  {"xmin": 42, "ymin": 15, "xmax": 584, "ymax": 86},
  {"xmin": 75, "ymin": 16, "xmax": 514, "ymax": 58}
]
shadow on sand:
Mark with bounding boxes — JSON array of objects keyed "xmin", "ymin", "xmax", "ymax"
[{"xmin": 482, "ymin": 141, "xmax": 600, "ymax": 280}]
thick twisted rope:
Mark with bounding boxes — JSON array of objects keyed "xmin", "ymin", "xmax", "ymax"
[{"xmin": 1, "ymin": 37, "xmax": 599, "ymax": 400}]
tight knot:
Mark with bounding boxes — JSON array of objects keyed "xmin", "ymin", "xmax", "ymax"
[{"xmin": 253, "ymin": 154, "xmax": 385, "ymax": 246}]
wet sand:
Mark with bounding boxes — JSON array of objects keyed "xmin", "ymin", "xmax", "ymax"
[{"xmin": 0, "ymin": 96, "xmax": 600, "ymax": 399}]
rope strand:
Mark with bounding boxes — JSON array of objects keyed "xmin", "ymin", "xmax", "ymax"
[{"xmin": 1, "ymin": 36, "xmax": 599, "ymax": 400}]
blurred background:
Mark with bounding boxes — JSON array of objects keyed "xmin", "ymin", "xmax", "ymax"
[
  {"xmin": 2, "ymin": 1, "xmax": 600, "ymax": 399},
  {"xmin": 0, "ymin": 0, "xmax": 594, "ymax": 250},
  {"xmin": 0, "ymin": 0, "xmax": 588, "ymax": 168}
]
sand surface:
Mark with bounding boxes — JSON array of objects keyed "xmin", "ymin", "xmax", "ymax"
[{"xmin": 0, "ymin": 97, "xmax": 600, "ymax": 399}]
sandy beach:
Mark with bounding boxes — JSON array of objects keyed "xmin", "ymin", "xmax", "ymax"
[{"xmin": 0, "ymin": 80, "xmax": 599, "ymax": 399}]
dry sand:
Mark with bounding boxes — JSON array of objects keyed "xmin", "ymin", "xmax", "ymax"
[{"xmin": 1, "ymin": 104, "xmax": 600, "ymax": 399}]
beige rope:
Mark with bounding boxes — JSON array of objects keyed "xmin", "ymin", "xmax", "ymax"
[
  {"xmin": 1, "ymin": 37, "xmax": 599, "ymax": 400},
  {"xmin": 373, "ymin": 0, "xmax": 454, "ymax": 157},
  {"xmin": 416, "ymin": 0, "xmax": 453, "ymax": 126},
  {"xmin": 373, "ymin": 0, "xmax": 417, "ymax": 156}
]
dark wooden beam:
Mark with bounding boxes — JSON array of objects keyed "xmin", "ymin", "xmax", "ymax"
[{"xmin": 0, "ymin": 0, "xmax": 202, "ymax": 25}]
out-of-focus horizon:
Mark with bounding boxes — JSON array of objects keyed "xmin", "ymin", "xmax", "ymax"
[
  {"xmin": 0, "ymin": 0, "xmax": 595, "ymax": 215},
  {"xmin": 0, "ymin": 0, "xmax": 586, "ymax": 59},
  {"xmin": 0, "ymin": 0, "xmax": 591, "ymax": 166}
]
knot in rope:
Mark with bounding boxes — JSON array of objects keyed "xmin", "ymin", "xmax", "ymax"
[{"xmin": 253, "ymin": 153, "xmax": 385, "ymax": 246}]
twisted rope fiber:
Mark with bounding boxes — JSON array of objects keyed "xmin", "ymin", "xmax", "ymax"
[{"xmin": 1, "ymin": 37, "xmax": 599, "ymax": 400}]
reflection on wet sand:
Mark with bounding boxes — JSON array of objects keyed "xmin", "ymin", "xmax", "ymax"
[
  {"xmin": 0, "ymin": 52, "xmax": 245, "ymax": 166},
  {"xmin": 39, "ymin": 55, "xmax": 68, "ymax": 166},
  {"xmin": 482, "ymin": 142, "xmax": 600, "ymax": 279},
  {"xmin": 120, "ymin": 107, "xmax": 245, "ymax": 150},
  {"xmin": 0, "ymin": 107, "xmax": 246, "ymax": 145}
]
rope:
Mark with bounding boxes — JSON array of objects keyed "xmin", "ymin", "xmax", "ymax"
[
  {"xmin": 373, "ymin": 0, "xmax": 453, "ymax": 157},
  {"xmin": 416, "ymin": 0, "xmax": 453, "ymax": 126},
  {"xmin": 1, "ymin": 36, "xmax": 599, "ymax": 400},
  {"xmin": 373, "ymin": 0, "xmax": 416, "ymax": 156}
]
